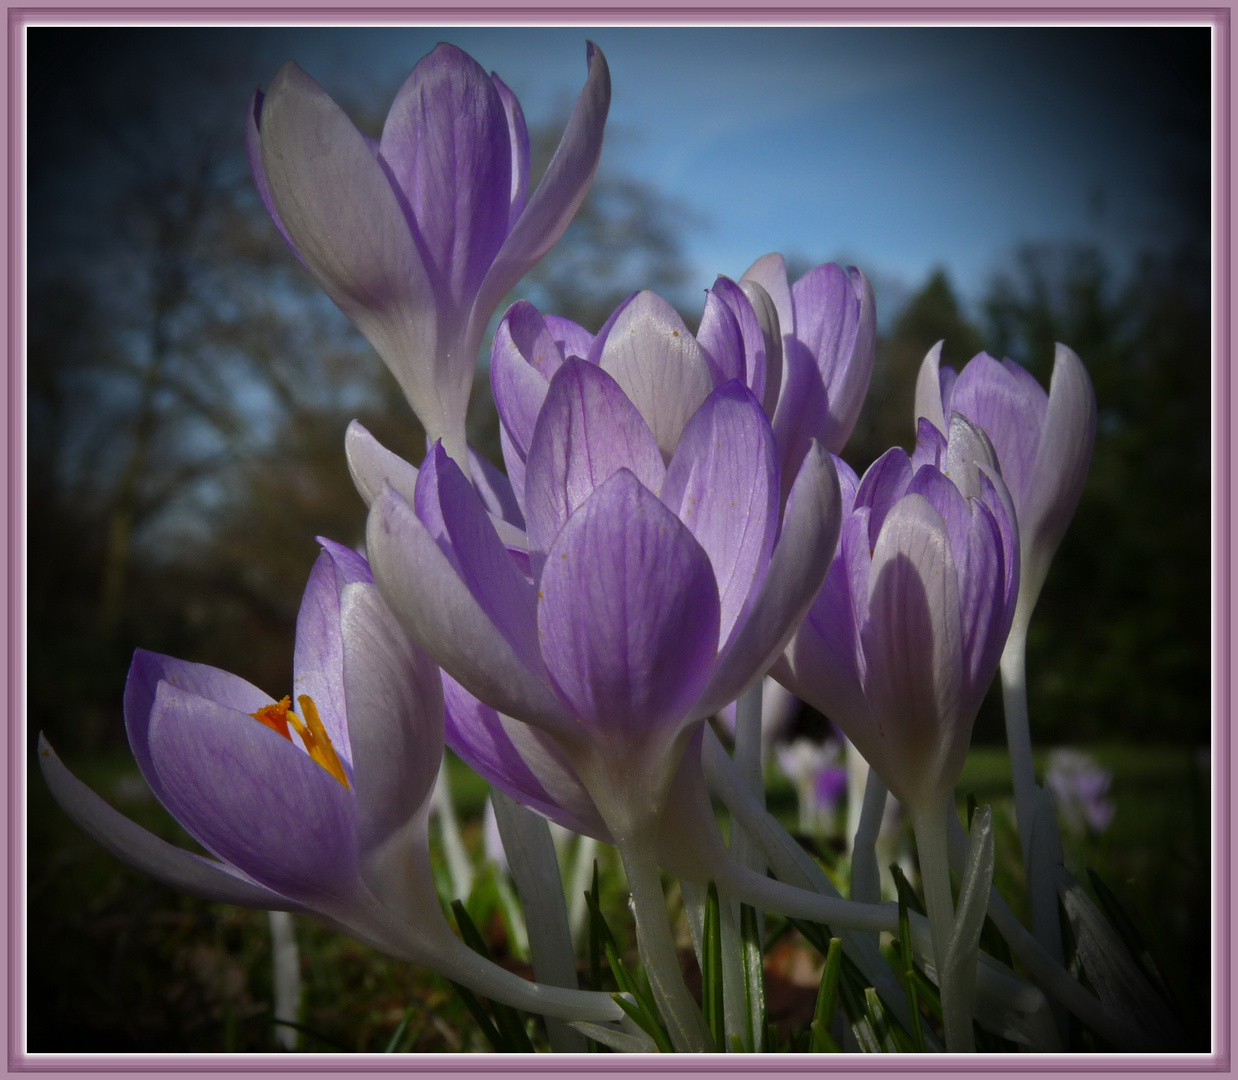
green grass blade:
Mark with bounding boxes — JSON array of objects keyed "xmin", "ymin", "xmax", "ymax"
[
  {"xmin": 894, "ymin": 878, "xmax": 926, "ymax": 1052},
  {"xmin": 383, "ymin": 1006, "xmax": 415, "ymax": 1053},
  {"xmin": 739, "ymin": 902, "xmax": 767, "ymax": 1052},
  {"xmin": 451, "ymin": 900, "xmax": 535, "ymax": 1053},
  {"xmin": 809, "ymin": 936, "xmax": 844, "ymax": 1052},
  {"xmin": 448, "ymin": 980, "xmax": 507, "ymax": 1052},
  {"xmin": 702, "ymin": 882, "xmax": 725, "ymax": 1051}
]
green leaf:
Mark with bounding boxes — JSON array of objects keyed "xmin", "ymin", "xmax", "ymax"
[
  {"xmin": 702, "ymin": 882, "xmax": 725, "ymax": 1052},
  {"xmin": 739, "ymin": 902, "xmax": 767, "ymax": 1052},
  {"xmin": 1087, "ymin": 868, "xmax": 1178, "ymax": 1013},
  {"xmin": 383, "ymin": 1006, "xmax": 415, "ymax": 1053},
  {"xmin": 448, "ymin": 980, "xmax": 507, "ymax": 1052},
  {"xmin": 895, "ymin": 882, "xmax": 926, "ymax": 1052},
  {"xmin": 809, "ymin": 937, "xmax": 843, "ymax": 1052}
]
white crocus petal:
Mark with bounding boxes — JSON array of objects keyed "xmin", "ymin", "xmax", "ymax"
[
  {"xmin": 942, "ymin": 414, "xmax": 1001, "ymax": 499},
  {"xmin": 345, "ymin": 420, "xmax": 420, "ymax": 509},
  {"xmin": 738, "ymin": 278, "xmax": 784, "ymax": 416},
  {"xmin": 1018, "ymin": 343, "xmax": 1097, "ymax": 609},
  {"xmin": 741, "ymin": 252, "xmax": 794, "ymax": 343},
  {"xmin": 597, "ymin": 291, "xmax": 715, "ymax": 460},
  {"xmin": 346, "ymin": 422, "xmax": 529, "ymax": 551},
  {"xmin": 38, "ymin": 735, "xmax": 296, "ymax": 911},
  {"xmin": 258, "ymin": 65, "xmax": 458, "ymax": 457},
  {"xmin": 862, "ymin": 493, "xmax": 965, "ymax": 811},
  {"xmin": 914, "ymin": 341, "xmax": 948, "ymax": 435},
  {"xmin": 366, "ymin": 484, "xmax": 575, "ymax": 736}
]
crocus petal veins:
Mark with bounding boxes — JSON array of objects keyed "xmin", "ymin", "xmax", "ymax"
[{"xmin": 251, "ymin": 694, "xmax": 350, "ymax": 788}]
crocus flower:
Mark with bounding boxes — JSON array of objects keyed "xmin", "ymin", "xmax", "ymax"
[
  {"xmin": 1044, "ymin": 748, "xmax": 1115, "ymax": 835},
  {"xmin": 488, "ymin": 283, "xmax": 779, "ymax": 514},
  {"xmin": 741, "ymin": 253, "xmax": 876, "ymax": 486},
  {"xmin": 39, "ymin": 540, "xmax": 622, "ymax": 1024},
  {"xmin": 914, "ymin": 343, "xmax": 1095, "ymax": 624},
  {"xmin": 368, "ymin": 357, "xmax": 840, "ymax": 843},
  {"xmin": 248, "ymin": 42, "xmax": 610, "ymax": 467},
  {"xmin": 776, "ymin": 414, "xmax": 1019, "ymax": 817}
]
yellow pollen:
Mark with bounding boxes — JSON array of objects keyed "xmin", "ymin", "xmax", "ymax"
[{"xmin": 251, "ymin": 694, "xmax": 349, "ymax": 788}]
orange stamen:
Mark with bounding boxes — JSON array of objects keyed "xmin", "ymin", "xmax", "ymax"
[
  {"xmin": 252, "ymin": 696, "xmax": 293, "ymax": 739},
  {"xmin": 250, "ymin": 693, "xmax": 350, "ymax": 789}
]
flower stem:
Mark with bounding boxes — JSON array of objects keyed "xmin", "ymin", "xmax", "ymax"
[
  {"xmin": 1001, "ymin": 617, "xmax": 1065, "ymax": 979},
  {"xmin": 850, "ymin": 767, "xmax": 887, "ymax": 906},
  {"xmin": 910, "ymin": 798, "xmax": 974, "ymax": 1052},
  {"xmin": 618, "ymin": 838, "xmax": 714, "ymax": 1052},
  {"xmin": 999, "ymin": 617, "xmax": 1036, "ymax": 870}
]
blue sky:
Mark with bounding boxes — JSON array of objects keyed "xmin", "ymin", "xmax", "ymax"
[{"xmin": 253, "ymin": 25, "xmax": 1210, "ymax": 315}]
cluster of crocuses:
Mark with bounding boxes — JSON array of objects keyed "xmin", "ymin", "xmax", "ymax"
[{"xmin": 42, "ymin": 42, "xmax": 1173, "ymax": 1055}]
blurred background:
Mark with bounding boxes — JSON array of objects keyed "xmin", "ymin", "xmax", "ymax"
[{"xmin": 25, "ymin": 25, "xmax": 1212, "ymax": 1052}]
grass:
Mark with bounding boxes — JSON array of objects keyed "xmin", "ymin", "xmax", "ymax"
[{"xmin": 24, "ymin": 741, "xmax": 1211, "ymax": 1053}]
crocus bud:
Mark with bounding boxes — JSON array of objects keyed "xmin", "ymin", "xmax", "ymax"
[
  {"xmin": 776, "ymin": 415, "xmax": 1019, "ymax": 813},
  {"xmin": 915, "ymin": 342, "xmax": 1096, "ymax": 624},
  {"xmin": 248, "ymin": 43, "xmax": 610, "ymax": 467}
]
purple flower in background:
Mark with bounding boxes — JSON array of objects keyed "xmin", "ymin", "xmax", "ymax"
[
  {"xmin": 1045, "ymin": 748, "xmax": 1115, "ymax": 835},
  {"xmin": 776, "ymin": 414, "xmax": 1020, "ymax": 814},
  {"xmin": 741, "ymin": 254, "xmax": 876, "ymax": 488},
  {"xmin": 915, "ymin": 343, "xmax": 1096, "ymax": 621},
  {"xmin": 248, "ymin": 43, "xmax": 610, "ymax": 467},
  {"xmin": 40, "ymin": 541, "xmax": 448, "ymax": 959},
  {"xmin": 367, "ymin": 355, "xmax": 841, "ymax": 842}
]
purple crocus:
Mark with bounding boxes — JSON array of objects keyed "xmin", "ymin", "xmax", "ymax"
[
  {"xmin": 1044, "ymin": 748, "xmax": 1115, "ymax": 835},
  {"xmin": 248, "ymin": 43, "xmax": 610, "ymax": 468},
  {"xmin": 366, "ymin": 356, "xmax": 841, "ymax": 844},
  {"xmin": 488, "ymin": 285, "xmax": 775, "ymax": 512},
  {"xmin": 39, "ymin": 541, "xmax": 622, "ymax": 1023},
  {"xmin": 776, "ymin": 414, "xmax": 1020, "ymax": 816},
  {"xmin": 741, "ymin": 253, "xmax": 876, "ymax": 483},
  {"xmin": 915, "ymin": 343, "xmax": 1095, "ymax": 622},
  {"xmin": 41, "ymin": 540, "xmax": 444, "ymax": 953}
]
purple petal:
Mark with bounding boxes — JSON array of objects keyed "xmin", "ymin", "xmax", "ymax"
[
  {"xmin": 855, "ymin": 447, "xmax": 914, "ymax": 544},
  {"xmin": 379, "ymin": 43, "xmax": 512, "ymax": 316},
  {"xmin": 790, "ymin": 264, "xmax": 875, "ymax": 452},
  {"xmin": 414, "ymin": 444, "xmax": 542, "ymax": 675},
  {"xmin": 523, "ymin": 358, "xmax": 665, "ymax": 568},
  {"xmin": 366, "ymin": 482, "xmax": 574, "ymax": 734},
  {"xmin": 491, "ymin": 72, "xmax": 530, "ymax": 229},
  {"xmin": 779, "ymin": 507, "xmax": 872, "ymax": 736},
  {"xmin": 470, "ymin": 43, "xmax": 611, "ymax": 358},
  {"xmin": 741, "ymin": 253, "xmax": 794, "ymax": 342},
  {"xmin": 696, "ymin": 441, "xmax": 841, "ymax": 717},
  {"xmin": 443, "ymin": 673, "xmax": 607, "ymax": 839},
  {"xmin": 146, "ymin": 682, "xmax": 360, "ymax": 909},
  {"xmin": 340, "ymin": 582, "xmax": 444, "ymax": 880},
  {"xmin": 661, "ymin": 381, "xmax": 778, "ymax": 646},
  {"xmin": 292, "ymin": 543, "xmax": 371, "ymax": 777},
  {"xmin": 246, "ymin": 90, "xmax": 293, "ymax": 253},
  {"xmin": 125, "ymin": 649, "xmax": 271, "ymax": 804},
  {"xmin": 545, "ymin": 314, "xmax": 595, "ymax": 361},
  {"xmin": 468, "ymin": 446, "xmax": 526, "ymax": 530},
  {"xmin": 537, "ymin": 470, "xmax": 720, "ymax": 741},
  {"xmin": 950, "ymin": 353, "xmax": 1047, "ymax": 505},
  {"xmin": 910, "ymin": 415, "xmax": 948, "ymax": 473},
  {"xmin": 771, "ymin": 338, "xmax": 831, "ymax": 505},
  {"xmin": 696, "ymin": 286, "xmax": 745, "ymax": 385},
  {"xmin": 596, "ymin": 291, "xmax": 716, "ymax": 459},
  {"xmin": 257, "ymin": 63, "xmax": 446, "ymax": 435},
  {"xmin": 39, "ymin": 734, "xmax": 296, "ymax": 911},
  {"xmin": 491, "ymin": 301, "xmax": 558, "ymax": 460},
  {"xmin": 499, "ymin": 423, "xmax": 528, "ymax": 517},
  {"xmin": 861, "ymin": 493, "xmax": 966, "ymax": 808},
  {"xmin": 736, "ymin": 278, "xmax": 783, "ymax": 416}
]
